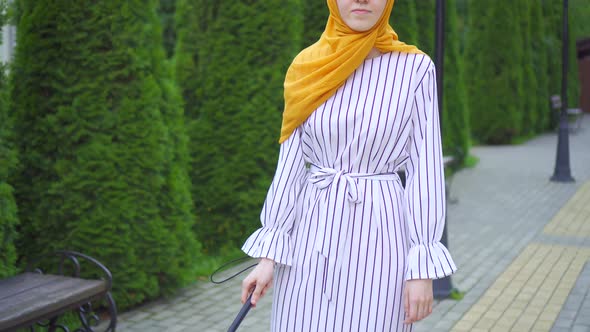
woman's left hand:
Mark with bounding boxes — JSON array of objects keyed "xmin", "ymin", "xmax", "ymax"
[{"xmin": 403, "ymin": 279, "xmax": 433, "ymax": 324}]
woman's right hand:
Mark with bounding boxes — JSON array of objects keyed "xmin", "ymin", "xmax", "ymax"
[{"xmin": 241, "ymin": 258, "xmax": 275, "ymax": 307}]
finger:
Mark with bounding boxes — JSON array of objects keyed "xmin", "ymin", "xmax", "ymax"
[
  {"xmin": 251, "ymin": 281, "xmax": 265, "ymax": 306},
  {"xmin": 417, "ymin": 301, "xmax": 426, "ymax": 321},
  {"xmin": 408, "ymin": 300, "xmax": 418, "ymax": 324},
  {"xmin": 425, "ymin": 295, "xmax": 433, "ymax": 317},
  {"xmin": 404, "ymin": 289, "xmax": 413, "ymax": 324},
  {"xmin": 417, "ymin": 300, "xmax": 425, "ymax": 321},
  {"xmin": 241, "ymin": 279, "xmax": 252, "ymax": 304},
  {"xmin": 403, "ymin": 287, "xmax": 410, "ymax": 323},
  {"xmin": 262, "ymin": 283, "xmax": 272, "ymax": 296},
  {"xmin": 416, "ymin": 300, "xmax": 423, "ymax": 322},
  {"xmin": 422, "ymin": 298, "xmax": 432, "ymax": 319}
]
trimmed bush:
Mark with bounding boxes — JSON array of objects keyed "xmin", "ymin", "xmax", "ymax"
[
  {"xmin": 176, "ymin": 0, "xmax": 303, "ymax": 253},
  {"xmin": 414, "ymin": 0, "xmax": 436, "ymax": 56},
  {"xmin": 303, "ymin": 0, "xmax": 328, "ymax": 48},
  {"xmin": 11, "ymin": 0, "xmax": 198, "ymax": 309},
  {"xmin": 543, "ymin": 0, "xmax": 563, "ymax": 112},
  {"xmin": 441, "ymin": 0, "xmax": 470, "ymax": 164},
  {"xmin": 570, "ymin": 0, "xmax": 590, "ymax": 108},
  {"xmin": 541, "ymin": 0, "xmax": 589, "ymax": 128},
  {"xmin": 517, "ymin": 1, "xmax": 539, "ymax": 137},
  {"xmin": 390, "ymin": 0, "xmax": 418, "ymax": 46},
  {"xmin": 0, "ymin": 0, "xmax": 18, "ymax": 278},
  {"xmin": 159, "ymin": 0, "xmax": 177, "ymax": 59},
  {"xmin": 530, "ymin": 2, "xmax": 551, "ymax": 132},
  {"xmin": 465, "ymin": 0, "xmax": 524, "ymax": 143},
  {"xmin": 148, "ymin": 0, "xmax": 202, "ymax": 291}
]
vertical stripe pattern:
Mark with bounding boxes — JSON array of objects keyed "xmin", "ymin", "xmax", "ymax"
[{"xmin": 242, "ymin": 52, "xmax": 457, "ymax": 331}]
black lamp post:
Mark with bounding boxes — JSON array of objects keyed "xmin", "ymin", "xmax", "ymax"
[
  {"xmin": 551, "ymin": 0, "xmax": 575, "ymax": 183},
  {"xmin": 433, "ymin": 0, "xmax": 455, "ymax": 299}
]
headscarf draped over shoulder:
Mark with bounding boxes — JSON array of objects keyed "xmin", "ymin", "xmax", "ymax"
[{"xmin": 279, "ymin": 0, "xmax": 423, "ymax": 143}]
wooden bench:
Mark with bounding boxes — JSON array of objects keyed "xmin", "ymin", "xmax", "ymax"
[
  {"xmin": 551, "ymin": 94, "xmax": 584, "ymax": 132},
  {"xmin": 0, "ymin": 251, "xmax": 117, "ymax": 332}
]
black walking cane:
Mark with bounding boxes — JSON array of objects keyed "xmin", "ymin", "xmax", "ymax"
[
  {"xmin": 210, "ymin": 256, "xmax": 259, "ymax": 332},
  {"xmin": 228, "ymin": 292, "xmax": 254, "ymax": 332}
]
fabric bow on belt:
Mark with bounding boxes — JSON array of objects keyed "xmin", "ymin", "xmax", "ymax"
[{"xmin": 307, "ymin": 164, "xmax": 402, "ymax": 301}]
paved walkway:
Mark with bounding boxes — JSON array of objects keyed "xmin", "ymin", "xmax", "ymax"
[{"xmin": 115, "ymin": 116, "xmax": 590, "ymax": 332}]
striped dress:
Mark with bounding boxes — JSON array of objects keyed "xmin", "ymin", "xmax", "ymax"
[{"xmin": 242, "ymin": 51, "xmax": 457, "ymax": 332}]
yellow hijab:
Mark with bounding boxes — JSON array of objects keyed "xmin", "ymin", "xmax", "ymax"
[{"xmin": 279, "ymin": 0, "xmax": 423, "ymax": 143}]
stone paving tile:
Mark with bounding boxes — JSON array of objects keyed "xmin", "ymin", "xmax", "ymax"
[
  {"xmin": 544, "ymin": 182, "xmax": 590, "ymax": 238},
  {"xmin": 449, "ymin": 178, "xmax": 590, "ymax": 332},
  {"xmin": 552, "ymin": 261, "xmax": 590, "ymax": 332},
  {"xmin": 116, "ymin": 117, "xmax": 590, "ymax": 331},
  {"xmin": 414, "ymin": 119, "xmax": 590, "ymax": 332}
]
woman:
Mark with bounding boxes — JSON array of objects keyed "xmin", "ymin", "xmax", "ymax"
[{"xmin": 241, "ymin": 0, "xmax": 457, "ymax": 330}]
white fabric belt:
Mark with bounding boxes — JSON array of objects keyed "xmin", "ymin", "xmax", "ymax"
[{"xmin": 306, "ymin": 164, "xmax": 402, "ymax": 301}]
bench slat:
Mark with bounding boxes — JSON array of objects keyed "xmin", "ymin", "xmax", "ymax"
[
  {"xmin": 0, "ymin": 273, "xmax": 65, "ymax": 300},
  {"xmin": 0, "ymin": 273, "xmax": 108, "ymax": 330}
]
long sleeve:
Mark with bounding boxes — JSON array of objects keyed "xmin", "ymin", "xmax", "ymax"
[
  {"xmin": 403, "ymin": 62, "xmax": 457, "ymax": 280},
  {"xmin": 241, "ymin": 127, "xmax": 307, "ymax": 266}
]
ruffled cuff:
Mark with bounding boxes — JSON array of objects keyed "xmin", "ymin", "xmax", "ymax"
[
  {"xmin": 405, "ymin": 242, "xmax": 457, "ymax": 280},
  {"xmin": 241, "ymin": 227, "xmax": 293, "ymax": 266}
]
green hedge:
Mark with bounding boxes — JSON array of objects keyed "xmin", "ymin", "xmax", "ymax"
[
  {"xmin": 465, "ymin": 0, "xmax": 524, "ymax": 143},
  {"xmin": 570, "ymin": 0, "xmax": 590, "ymax": 109},
  {"xmin": 518, "ymin": 1, "xmax": 539, "ymax": 137},
  {"xmin": 531, "ymin": 2, "xmax": 551, "ymax": 132},
  {"xmin": 441, "ymin": 0, "xmax": 470, "ymax": 164},
  {"xmin": 159, "ymin": 0, "xmax": 177, "ymax": 59},
  {"xmin": 0, "ymin": 0, "xmax": 17, "ymax": 279},
  {"xmin": 174, "ymin": 0, "xmax": 203, "ymax": 121},
  {"xmin": 543, "ymin": 0, "xmax": 563, "ymax": 128},
  {"xmin": 176, "ymin": 0, "xmax": 303, "ymax": 253},
  {"xmin": 465, "ymin": 0, "xmax": 587, "ymax": 143},
  {"xmin": 11, "ymin": 0, "xmax": 199, "ymax": 309},
  {"xmin": 146, "ymin": 0, "xmax": 202, "ymax": 293},
  {"xmin": 390, "ymin": 0, "xmax": 418, "ymax": 46},
  {"xmin": 303, "ymin": 1, "xmax": 328, "ymax": 48},
  {"xmin": 415, "ymin": 0, "xmax": 436, "ymax": 56}
]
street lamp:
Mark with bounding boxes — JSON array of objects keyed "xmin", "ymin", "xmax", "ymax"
[{"xmin": 551, "ymin": 0, "xmax": 575, "ymax": 183}]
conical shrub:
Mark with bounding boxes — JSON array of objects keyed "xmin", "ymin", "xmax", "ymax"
[
  {"xmin": 176, "ymin": 0, "xmax": 304, "ymax": 253},
  {"xmin": 303, "ymin": 0, "xmax": 328, "ymax": 47},
  {"xmin": 390, "ymin": 0, "xmax": 418, "ymax": 46},
  {"xmin": 0, "ymin": 0, "xmax": 17, "ymax": 278},
  {"xmin": 11, "ymin": 0, "xmax": 198, "ymax": 309},
  {"xmin": 465, "ymin": 0, "xmax": 524, "ymax": 143},
  {"xmin": 441, "ymin": 0, "xmax": 470, "ymax": 163}
]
